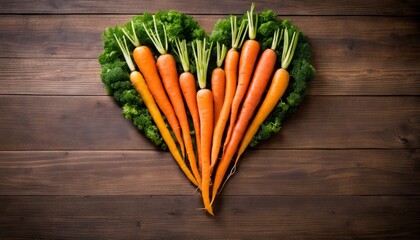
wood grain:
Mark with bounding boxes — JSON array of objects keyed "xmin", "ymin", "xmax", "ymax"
[
  {"xmin": 1, "ymin": 58, "xmax": 419, "ymax": 96},
  {"xmin": 0, "ymin": 15, "xmax": 418, "ymax": 60},
  {"xmin": 0, "ymin": 96, "xmax": 418, "ymax": 150},
  {"xmin": 1, "ymin": 16, "xmax": 418, "ymax": 97},
  {"xmin": 0, "ymin": 150, "xmax": 418, "ymax": 196},
  {"xmin": 0, "ymin": 196, "xmax": 419, "ymax": 239},
  {"xmin": 0, "ymin": 96, "xmax": 154, "ymax": 150},
  {"xmin": 1, "ymin": 0, "xmax": 419, "ymax": 16},
  {"xmin": 0, "ymin": 0, "xmax": 419, "ymax": 238},
  {"xmin": 0, "ymin": 59, "xmax": 105, "ymax": 96}
]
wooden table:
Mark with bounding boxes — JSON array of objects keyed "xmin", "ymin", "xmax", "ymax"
[{"xmin": 1, "ymin": 0, "xmax": 419, "ymax": 238}]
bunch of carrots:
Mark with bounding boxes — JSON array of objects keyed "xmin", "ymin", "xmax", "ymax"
[{"xmin": 114, "ymin": 4, "xmax": 299, "ymax": 215}]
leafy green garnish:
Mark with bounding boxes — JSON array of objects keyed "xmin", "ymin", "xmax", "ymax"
[
  {"xmin": 99, "ymin": 11, "xmax": 206, "ymax": 150},
  {"xmin": 209, "ymin": 10, "xmax": 316, "ymax": 148},
  {"xmin": 99, "ymin": 9, "xmax": 315, "ymax": 150}
]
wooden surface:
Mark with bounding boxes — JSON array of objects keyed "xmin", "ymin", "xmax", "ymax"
[{"xmin": 0, "ymin": 0, "xmax": 419, "ymax": 239}]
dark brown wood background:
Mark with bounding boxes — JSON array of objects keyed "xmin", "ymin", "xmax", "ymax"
[{"xmin": 1, "ymin": 0, "xmax": 419, "ymax": 239}]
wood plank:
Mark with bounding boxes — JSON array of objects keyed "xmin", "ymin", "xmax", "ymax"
[
  {"xmin": 224, "ymin": 149, "xmax": 420, "ymax": 196},
  {"xmin": 0, "ymin": 150, "xmax": 418, "ymax": 196},
  {"xmin": 264, "ymin": 95, "xmax": 419, "ymax": 150},
  {"xmin": 0, "ymin": 58, "xmax": 105, "ymax": 96},
  {"xmin": 0, "ymin": 96, "xmax": 418, "ymax": 150},
  {"xmin": 1, "ymin": 58, "xmax": 419, "ymax": 96},
  {"xmin": 0, "ymin": 150, "xmax": 194, "ymax": 195},
  {"xmin": 310, "ymin": 60, "xmax": 420, "ymax": 96},
  {"xmin": 1, "ymin": 1, "xmax": 418, "ymax": 239},
  {"xmin": 0, "ymin": 16, "xmax": 418, "ymax": 96},
  {"xmin": 0, "ymin": 195, "xmax": 419, "ymax": 239},
  {"xmin": 0, "ymin": 15, "xmax": 418, "ymax": 61},
  {"xmin": 1, "ymin": 0, "xmax": 419, "ymax": 16},
  {"xmin": 0, "ymin": 96, "xmax": 154, "ymax": 150}
]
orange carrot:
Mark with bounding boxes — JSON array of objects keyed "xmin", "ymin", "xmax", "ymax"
[
  {"xmin": 197, "ymin": 89, "xmax": 213, "ymax": 214},
  {"xmin": 236, "ymin": 29, "xmax": 298, "ymax": 164},
  {"xmin": 212, "ymin": 29, "xmax": 282, "ymax": 203},
  {"xmin": 114, "ymin": 35, "xmax": 198, "ymax": 187},
  {"xmin": 122, "ymin": 21, "xmax": 185, "ymax": 159},
  {"xmin": 210, "ymin": 16, "xmax": 247, "ymax": 172},
  {"xmin": 211, "ymin": 42, "xmax": 227, "ymax": 125},
  {"xmin": 224, "ymin": 3, "xmax": 260, "ymax": 147},
  {"xmin": 174, "ymin": 38, "xmax": 202, "ymax": 172},
  {"xmin": 144, "ymin": 16, "xmax": 201, "ymax": 185},
  {"xmin": 193, "ymin": 39, "xmax": 214, "ymax": 215}
]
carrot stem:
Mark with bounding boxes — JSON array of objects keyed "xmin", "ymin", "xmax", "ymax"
[
  {"xmin": 281, "ymin": 29, "xmax": 299, "ymax": 69},
  {"xmin": 271, "ymin": 28, "xmax": 283, "ymax": 50},
  {"xmin": 114, "ymin": 35, "xmax": 135, "ymax": 72},
  {"xmin": 216, "ymin": 42, "xmax": 227, "ymax": 68},
  {"xmin": 231, "ymin": 15, "xmax": 248, "ymax": 50},
  {"xmin": 192, "ymin": 39, "xmax": 213, "ymax": 89},
  {"xmin": 121, "ymin": 21, "xmax": 140, "ymax": 47},
  {"xmin": 143, "ymin": 15, "xmax": 168, "ymax": 55},
  {"xmin": 174, "ymin": 38, "xmax": 190, "ymax": 72},
  {"xmin": 246, "ymin": 3, "xmax": 258, "ymax": 40}
]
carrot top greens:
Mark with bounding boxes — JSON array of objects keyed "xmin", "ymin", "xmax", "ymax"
[
  {"xmin": 231, "ymin": 15, "xmax": 247, "ymax": 50},
  {"xmin": 113, "ymin": 35, "xmax": 135, "ymax": 72},
  {"xmin": 99, "ymin": 9, "xmax": 315, "ymax": 150},
  {"xmin": 209, "ymin": 10, "xmax": 315, "ymax": 147},
  {"xmin": 192, "ymin": 39, "xmax": 213, "ymax": 89},
  {"xmin": 99, "ymin": 11, "xmax": 206, "ymax": 150},
  {"xmin": 247, "ymin": 3, "xmax": 258, "ymax": 40},
  {"xmin": 174, "ymin": 38, "xmax": 190, "ymax": 73},
  {"xmin": 122, "ymin": 21, "xmax": 140, "ymax": 47},
  {"xmin": 270, "ymin": 28, "xmax": 283, "ymax": 51},
  {"xmin": 281, "ymin": 29, "xmax": 299, "ymax": 69},
  {"xmin": 143, "ymin": 15, "xmax": 168, "ymax": 55},
  {"xmin": 216, "ymin": 42, "xmax": 227, "ymax": 68}
]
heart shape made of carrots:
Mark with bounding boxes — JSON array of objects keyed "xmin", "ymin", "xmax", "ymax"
[{"xmin": 99, "ymin": 4, "xmax": 315, "ymax": 215}]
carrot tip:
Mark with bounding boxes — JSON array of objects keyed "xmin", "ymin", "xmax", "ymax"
[
  {"xmin": 196, "ymin": 205, "xmax": 214, "ymax": 215},
  {"xmin": 210, "ymin": 195, "xmax": 216, "ymax": 206}
]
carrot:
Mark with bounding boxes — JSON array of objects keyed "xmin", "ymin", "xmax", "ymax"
[
  {"xmin": 193, "ymin": 39, "xmax": 214, "ymax": 215},
  {"xmin": 236, "ymin": 29, "xmax": 298, "ymax": 164},
  {"xmin": 174, "ymin": 39, "xmax": 202, "ymax": 172},
  {"xmin": 144, "ymin": 16, "xmax": 201, "ymax": 185},
  {"xmin": 122, "ymin": 21, "xmax": 185, "ymax": 159},
  {"xmin": 210, "ymin": 16, "xmax": 247, "ymax": 172},
  {"xmin": 211, "ymin": 42, "xmax": 227, "ymax": 125},
  {"xmin": 224, "ymin": 3, "xmax": 260, "ymax": 147},
  {"xmin": 211, "ymin": 29, "xmax": 282, "ymax": 203},
  {"xmin": 114, "ymin": 35, "xmax": 198, "ymax": 187}
]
